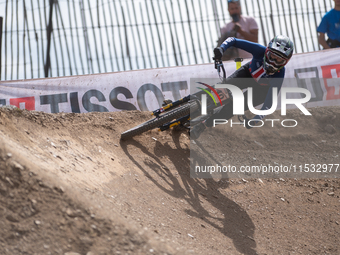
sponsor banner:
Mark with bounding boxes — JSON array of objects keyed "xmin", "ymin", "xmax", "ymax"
[
  {"xmin": 0, "ymin": 49, "xmax": 339, "ymax": 113},
  {"xmin": 0, "ymin": 65, "xmax": 217, "ymax": 113},
  {"xmin": 284, "ymin": 49, "xmax": 340, "ymax": 109}
]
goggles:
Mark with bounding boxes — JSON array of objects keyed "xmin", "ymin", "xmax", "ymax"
[{"xmin": 265, "ymin": 49, "xmax": 287, "ymax": 67}]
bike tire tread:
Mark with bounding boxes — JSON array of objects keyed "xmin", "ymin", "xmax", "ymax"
[{"xmin": 120, "ymin": 101, "xmax": 199, "ymax": 140}]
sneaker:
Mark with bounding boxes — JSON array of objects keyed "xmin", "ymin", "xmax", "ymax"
[{"xmin": 190, "ymin": 122, "xmax": 206, "ymax": 140}]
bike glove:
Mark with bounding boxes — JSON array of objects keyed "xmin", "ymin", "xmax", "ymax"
[{"xmin": 214, "ymin": 47, "xmax": 224, "ymax": 60}]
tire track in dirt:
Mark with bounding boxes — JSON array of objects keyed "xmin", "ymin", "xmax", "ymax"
[{"xmin": 0, "ymin": 106, "xmax": 339, "ymax": 254}]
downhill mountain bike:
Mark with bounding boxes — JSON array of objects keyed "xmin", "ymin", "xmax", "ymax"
[{"xmin": 120, "ymin": 58, "xmax": 243, "ymax": 140}]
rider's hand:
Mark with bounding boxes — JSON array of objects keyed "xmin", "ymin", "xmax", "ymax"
[{"xmin": 214, "ymin": 47, "xmax": 224, "ymax": 60}]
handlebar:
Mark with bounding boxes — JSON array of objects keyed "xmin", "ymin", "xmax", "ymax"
[
  {"xmin": 213, "ymin": 57, "xmax": 243, "ymax": 83},
  {"xmin": 213, "ymin": 57, "xmax": 226, "ymax": 82}
]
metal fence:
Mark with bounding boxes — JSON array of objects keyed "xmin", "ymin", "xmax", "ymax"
[{"xmin": 0, "ymin": 0, "xmax": 334, "ymax": 81}]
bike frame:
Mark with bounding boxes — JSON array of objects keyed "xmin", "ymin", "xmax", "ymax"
[{"xmin": 147, "ymin": 57, "xmax": 243, "ymax": 132}]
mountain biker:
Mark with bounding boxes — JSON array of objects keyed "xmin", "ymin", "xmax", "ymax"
[{"xmin": 190, "ymin": 35, "xmax": 294, "ymax": 140}]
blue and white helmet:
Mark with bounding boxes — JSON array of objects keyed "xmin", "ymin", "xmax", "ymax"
[{"xmin": 264, "ymin": 35, "xmax": 294, "ymax": 75}]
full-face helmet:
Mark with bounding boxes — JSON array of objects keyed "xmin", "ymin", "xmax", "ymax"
[{"xmin": 264, "ymin": 35, "xmax": 294, "ymax": 75}]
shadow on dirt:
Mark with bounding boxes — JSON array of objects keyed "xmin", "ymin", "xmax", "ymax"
[{"xmin": 120, "ymin": 132, "xmax": 257, "ymax": 255}]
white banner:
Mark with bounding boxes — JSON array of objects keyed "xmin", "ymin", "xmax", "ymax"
[{"xmin": 0, "ymin": 48, "xmax": 339, "ymax": 113}]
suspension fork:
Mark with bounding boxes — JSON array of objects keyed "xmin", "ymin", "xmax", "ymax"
[{"xmin": 152, "ymin": 95, "xmax": 192, "ymax": 117}]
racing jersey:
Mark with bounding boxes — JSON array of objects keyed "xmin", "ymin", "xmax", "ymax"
[{"xmin": 220, "ymin": 37, "xmax": 285, "ymax": 121}]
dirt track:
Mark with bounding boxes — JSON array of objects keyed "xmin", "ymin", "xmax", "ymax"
[{"xmin": 0, "ymin": 106, "xmax": 339, "ymax": 255}]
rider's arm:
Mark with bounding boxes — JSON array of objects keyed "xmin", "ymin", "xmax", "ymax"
[{"xmin": 220, "ymin": 37, "xmax": 265, "ymax": 59}]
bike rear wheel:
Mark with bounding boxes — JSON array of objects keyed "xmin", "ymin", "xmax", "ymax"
[{"xmin": 120, "ymin": 100, "xmax": 199, "ymax": 140}]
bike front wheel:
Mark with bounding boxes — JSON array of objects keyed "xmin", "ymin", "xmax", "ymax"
[{"xmin": 120, "ymin": 100, "xmax": 200, "ymax": 140}]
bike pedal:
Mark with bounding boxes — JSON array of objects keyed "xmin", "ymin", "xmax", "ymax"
[{"xmin": 162, "ymin": 99, "xmax": 173, "ymax": 106}]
